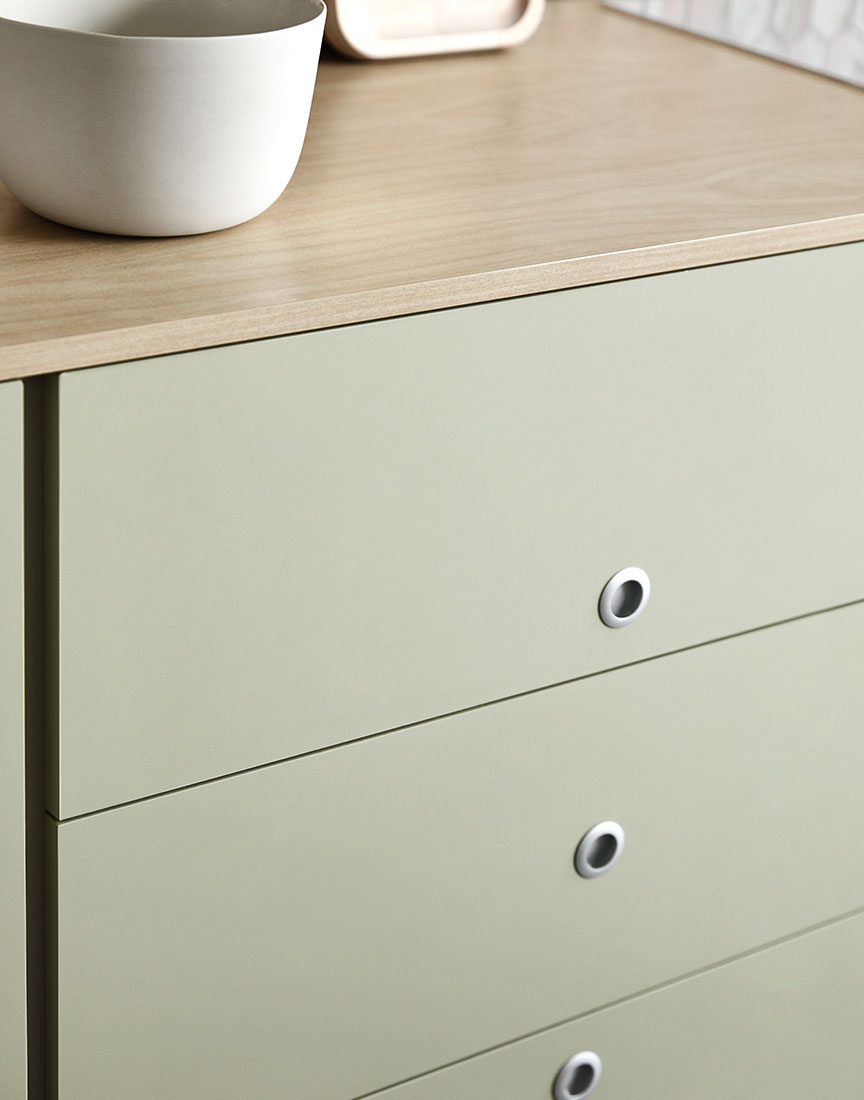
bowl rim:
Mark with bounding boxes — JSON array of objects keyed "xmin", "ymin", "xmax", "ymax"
[{"xmin": 0, "ymin": 0, "xmax": 325, "ymax": 42}]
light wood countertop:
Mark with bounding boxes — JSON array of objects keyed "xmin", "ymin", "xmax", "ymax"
[{"xmin": 2, "ymin": 0, "xmax": 864, "ymax": 380}]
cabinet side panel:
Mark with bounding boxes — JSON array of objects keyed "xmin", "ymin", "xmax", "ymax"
[{"xmin": 0, "ymin": 381, "xmax": 27, "ymax": 1098}]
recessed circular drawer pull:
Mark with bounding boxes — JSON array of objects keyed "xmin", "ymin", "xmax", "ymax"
[
  {"xmin": 553, "ymin": 1051, "xmax": 602, "ymax": 1100},
  {"xmin": 574, "ymin": 821, "xmax": 625, "ymax": 879},
  {"xmin": 598, "ymin": 566, "xmax": 650, "ymax": 628}
]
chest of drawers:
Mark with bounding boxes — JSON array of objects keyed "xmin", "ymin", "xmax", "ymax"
[
  {"xmin": 23, "ymin": 239, "xmax": 864, "ymax": 1100},
  {"xmin": 3, "ymin": 2, "xmax": 864, "ymax": 1097}
]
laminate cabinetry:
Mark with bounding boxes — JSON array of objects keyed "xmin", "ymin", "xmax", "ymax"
[
  {"xmin": 4, "ymin": 244, "xmax": 861, "ymax": 1099},
  {"xmin": 3, "ymin": 2, "xmax": 864, "ymax": 1092},
  {"xmin": 51, "ymin": 602, "xmax": 864, "ymax": 1100},
  {"xmin": 50, "ymin": 244, "xmax": 864, "ymax": 819},
  {"xmin": 0, "ymin": 382, "xmax": 27, "ymax": 1100}
]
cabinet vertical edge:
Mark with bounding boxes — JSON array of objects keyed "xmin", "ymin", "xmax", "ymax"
[
  {"xmin": 24, "ymin": 375, "xmax": 58, "ymax": 1098},
  {"xmin": 43, "ymin": 819, "xmax": 57, "ymax": 1100},
  {"xmin": 39, "ymin": 377, "xmax": 59, "ymax": 821},
  {"xmin": 1, "ymin": 380, "xmax": 28, "ymax": 1097}
]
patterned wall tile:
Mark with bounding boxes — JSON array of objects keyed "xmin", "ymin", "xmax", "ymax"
[{"xmin": 603, "ymin": 0, "xmax": 864, "ymax": 87}]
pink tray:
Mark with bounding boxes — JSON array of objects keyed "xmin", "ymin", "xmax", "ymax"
[{"xmin": 325, "ymin": 0, "xmax": 546, "ymax": 59}]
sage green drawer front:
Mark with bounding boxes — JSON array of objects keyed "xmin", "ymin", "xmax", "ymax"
[
  {"xmin": 52, "ymin": 602, "xmax": 864, "ymax": 1100},
  {"xmin": 376, "ymin": 911, "xmax": 864, "ymax": 1100},
  {"xmin": 0, "ymin": 382, "xmax": 27, "ymax": 1099},
  {"xmin": 53, "ymin": 243, "xmax": 864, "ymax": 817}
]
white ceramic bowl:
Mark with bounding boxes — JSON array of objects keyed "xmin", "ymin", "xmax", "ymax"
[{"xmin": 0, "ymin": 0, "xmax": 325, "ymax": 235}]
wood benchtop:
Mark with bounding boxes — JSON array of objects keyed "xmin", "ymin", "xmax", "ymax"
[{"xmin": 2, "ymin": 0, "xmax": 864, "ymax": 380}]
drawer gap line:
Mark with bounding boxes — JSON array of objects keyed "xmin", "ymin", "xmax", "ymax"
[
  {"xmin": 53, "ymin": 594, "xmax": 864, "ymax": 824},
  {"xmin": 352, "ymin": 902, "xmax": 864, "ymax": 1100}
]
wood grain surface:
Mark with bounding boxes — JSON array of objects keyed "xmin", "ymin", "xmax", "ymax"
[{"xmin": 2, "ymin": 0, "xmax": 864, "ymax": 379}]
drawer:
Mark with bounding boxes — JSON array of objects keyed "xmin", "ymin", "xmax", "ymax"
[
  {"xmin": 50, "ymin": 242, "xmax": 864, "ymax": 816},
  {"xmin": 0, "ymin": 382, "xmax": 27, "ymax": 1100},
  {"xmin": 375, "ymin": 910, "xmax": 864, "ymax": 1100},
  {"xmin": 51, "ymin": 601, "xmax": 864, "ymax": 1100}
]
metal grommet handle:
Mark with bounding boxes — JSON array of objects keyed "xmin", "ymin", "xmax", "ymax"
[
  {"xmin": 598, "ymin": 566, "xmax": 650, "ymax": 628},
  {"xmin": 574, "ymin": 821, "xmax": 625, "ymax": 879},
  {"xmin": 553, "ymin": 1051, "xmax": 602, "ymax": 1100}
]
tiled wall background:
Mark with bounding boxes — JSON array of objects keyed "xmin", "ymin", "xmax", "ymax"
[{"xmin": 603, "ymin": 0, "xmax": 864, "ymax": 87}]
